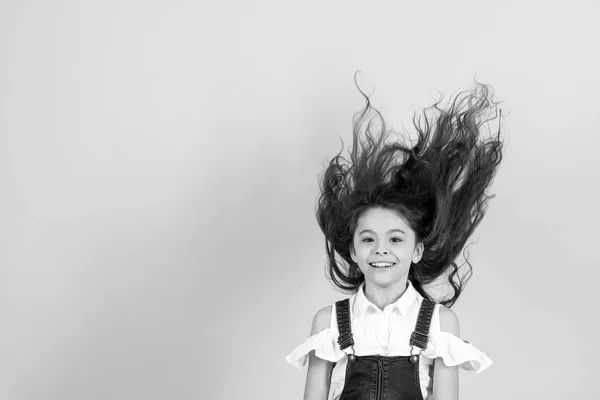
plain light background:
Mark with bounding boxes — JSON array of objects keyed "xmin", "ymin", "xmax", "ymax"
[{"xmin": 1, "ymin": 1, "xmax": 599, "ymax": 399}]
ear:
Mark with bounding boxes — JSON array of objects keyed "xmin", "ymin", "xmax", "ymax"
[
  {"xmin": 350, "ymin": 244, "xmax": 357, "ymax": 263},
  {"xmin": 413, "ymin": 242, "xmax": 424, "ymax": 264}
]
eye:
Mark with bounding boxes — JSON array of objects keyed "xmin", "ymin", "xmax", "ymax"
[
  {"xmin": 362, "ymin": 238, "xmax": 374, "ymax": 242},
  {"xmin": 391, "ymin": 237, "xmax": 403, "ymax": 243}
]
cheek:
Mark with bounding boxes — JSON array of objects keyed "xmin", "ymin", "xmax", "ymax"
[
  {"xmin": 355, "ymin": 246, "xmax": 372, "ymax": 260},
  {"xmin": 394, "ymin": 244, "xmax": 416, "ymax": 259}
]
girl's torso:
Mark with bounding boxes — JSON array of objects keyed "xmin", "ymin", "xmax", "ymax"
[
  {"xmin": 327, "ymin": 281, "xmax": 437, "ymax": 400},
  {"xmin": 284, "ymin": 279, "xmax": 493, "ymax": 400}
]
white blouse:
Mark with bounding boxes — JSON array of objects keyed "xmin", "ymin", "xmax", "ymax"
[{"xmin": 285, "ymin": 280, "xmax": 493, "ymax": 400}]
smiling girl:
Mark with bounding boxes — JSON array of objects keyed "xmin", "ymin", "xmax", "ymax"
[{"xmin": 285, "ymin": 78, "xmax": 504, "ymax": 400}]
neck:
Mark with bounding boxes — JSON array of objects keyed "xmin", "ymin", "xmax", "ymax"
[{"xmin": 363, "ymin": 278, "xmax": 409, "ymax": 311}]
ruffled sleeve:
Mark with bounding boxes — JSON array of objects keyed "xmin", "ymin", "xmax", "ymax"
[
  {"xmin": 421, "ymin": 331, "xmax": 493, "ymax": 373},
  {"xmin": 285, "ymin": 328, "xmax": 346, "ymax": 369}
]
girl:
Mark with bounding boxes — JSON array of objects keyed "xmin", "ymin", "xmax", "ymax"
[{"xmin": 285, "ymin": 78, "xmax": 504, "ymax": 400}]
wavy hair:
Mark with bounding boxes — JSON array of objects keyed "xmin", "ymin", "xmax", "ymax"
[{"xmin": 315, "ymin": 77, "xmax": 504, "ymax": 307}]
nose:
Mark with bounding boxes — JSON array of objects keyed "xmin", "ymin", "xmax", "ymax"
[
  {"xmin": 374, "ymin": 246, "xmax": 389, "ymax": 255},
  {"xmin": 373, "ymin": 239, "xmax": 389, "ymax": 255}
]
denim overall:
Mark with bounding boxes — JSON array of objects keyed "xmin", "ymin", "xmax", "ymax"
[{"xmin": 335, "ymin": 296, "xmax": 436, "ymax": 400}]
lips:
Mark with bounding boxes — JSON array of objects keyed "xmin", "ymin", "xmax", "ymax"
[{"xmin": 369, "ymin": 262, "xmax": 396, "ymax": 268}]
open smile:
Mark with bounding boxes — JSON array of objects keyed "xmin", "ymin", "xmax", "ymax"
[{"xmin": 369, "ymin": 262, "xmax": 396, "ymax": 268}]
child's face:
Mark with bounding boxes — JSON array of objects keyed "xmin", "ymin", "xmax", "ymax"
[{"xmin": 350, "ymin": 207, "xmax": 423, "ymax": 286}]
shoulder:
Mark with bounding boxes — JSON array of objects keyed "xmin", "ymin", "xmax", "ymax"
[
  {"xmin": 310, "ymin": 305, "xmax": 333, "ymax": 335},
  {"xmin": 437, "ymin": 304, "xmax": 460, "ymax": 336}
]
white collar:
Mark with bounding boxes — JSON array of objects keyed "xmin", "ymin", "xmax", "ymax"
[{"xmin": 354, "ymin": 279, "xmax": 419, "ymax": 317}]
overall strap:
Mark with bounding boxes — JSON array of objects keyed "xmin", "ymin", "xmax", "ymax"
[
  {"xmin": 335, "ymin": 298, "xmax": 354, "ymax": 350},
  {"xmin": 409, "ymin": 298, "xmax": 436, "ymax": 350}
]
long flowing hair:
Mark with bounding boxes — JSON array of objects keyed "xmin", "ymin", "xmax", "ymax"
[{"xmin": 315, "ymin": 77, "xmax": 504, "ymax": 307}]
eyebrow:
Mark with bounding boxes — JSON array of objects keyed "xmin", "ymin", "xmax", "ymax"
[{"xmin": 358, "ymin": 229, "xmax": 406, "ymax": 235}]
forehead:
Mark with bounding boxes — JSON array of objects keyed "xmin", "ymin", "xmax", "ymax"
[{"xmin": 356, "ymin": 207, "xmax": 410, "ymax": 231}]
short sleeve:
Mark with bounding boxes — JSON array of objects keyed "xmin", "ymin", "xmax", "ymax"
[
  {"xmin": 284, "ymin": 328, "xmax": 346, "ymax": 368},
  {"xmin": 284, "ymin": 303, "xmax": 346, "ymax": 369},
  {"xmin": 421, "ymin": 304, "xmax": 493, "ymax": 374},
  {"xmin": 422, "ymin": 331, "xmax": 493, "ymax": 373}
]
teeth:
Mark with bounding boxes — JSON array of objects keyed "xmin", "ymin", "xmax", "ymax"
[{"xmin": 370, "ymin": 262, "xmax": 394, "ymax": 267}]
